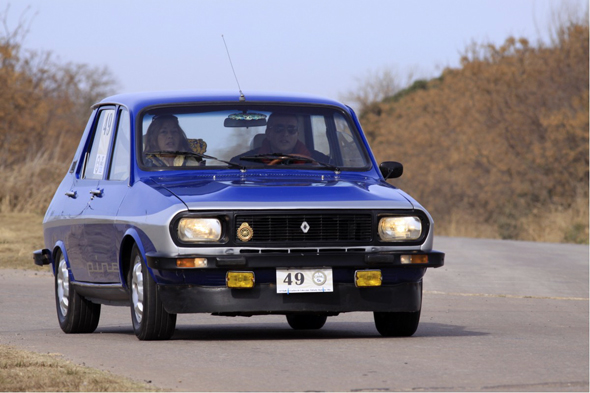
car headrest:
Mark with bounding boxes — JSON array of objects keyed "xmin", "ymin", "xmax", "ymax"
[{"xmin": 251, "ymin": 134, "xmax": 266, "ymax": 150}]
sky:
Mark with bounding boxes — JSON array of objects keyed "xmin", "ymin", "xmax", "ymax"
[{"xmin": 4, "ymin": 0, "xmax": 588, "ymax": 105}]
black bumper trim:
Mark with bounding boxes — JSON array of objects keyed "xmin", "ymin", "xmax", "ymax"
[
  {"xmin": 146, "ymin": 250, "xmax": 444, "ymax": 270},
  {"xmin": 158, "ymin": 281, "xmax": 422, "ymax": 314}
]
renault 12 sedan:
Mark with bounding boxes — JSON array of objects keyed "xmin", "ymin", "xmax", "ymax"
[{"xmin": 34, "ymin": 90, "xmax": 444, "ymax": 340}]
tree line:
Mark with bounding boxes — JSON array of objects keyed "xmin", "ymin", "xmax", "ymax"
[
  {"xmin": 0, "ymin": 11, "xmax": 117, "ymax": 212},
  {"xmin": 360, "ymin": 21, "xmax": 588, "ymax": 243}
]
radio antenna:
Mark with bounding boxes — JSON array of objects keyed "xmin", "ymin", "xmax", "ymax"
[{"xmin": 222, "ymin": 35, "xmax": 245, "ymax": 102}]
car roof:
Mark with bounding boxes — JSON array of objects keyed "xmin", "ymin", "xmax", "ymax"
[{"xmin": 95, "ymin": 90, "xmax": 349, "ymax": 113}]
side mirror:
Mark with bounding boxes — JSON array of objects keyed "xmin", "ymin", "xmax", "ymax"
[{"xmin": 379, "ymin": 161, "xmax": 403, "ymax": 179}]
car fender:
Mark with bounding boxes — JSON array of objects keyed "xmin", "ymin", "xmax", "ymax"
[
  {"xmin": 119, "ymin": 227, "xmax": 157, "ymax": 286},
  {"xmin": 51, "ymin": 241, "xmax": 69, "ymax": 278}
]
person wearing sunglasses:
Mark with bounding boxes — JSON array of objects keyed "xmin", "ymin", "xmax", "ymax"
[
  {"xmin": 263, "ymin": 113, "xmax": 306, "ymax": 155},
  {"xmin": 231, "ymin": 113, "xmax": 329, "ymax": 165}
]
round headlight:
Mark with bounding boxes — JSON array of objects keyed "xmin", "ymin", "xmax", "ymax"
[
  {"xmin": 378, "ymin": 216, "xmax": 422, "ymax": 241},
  {"xmin": 178, "ymin": 218, "xmax": 222, "ymax": 242}
]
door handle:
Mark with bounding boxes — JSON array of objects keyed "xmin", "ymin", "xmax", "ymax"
[
  {"xmin": 65, "ymin": 191, "xmax": 77, "ymax": 198},
  {"xmin": 90, "ymin": 189, "xmax": 103, "ymax": 197}
]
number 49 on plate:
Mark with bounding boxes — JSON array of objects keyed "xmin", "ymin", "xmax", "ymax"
[{"xmin": 276, "ymin": 268, "xmax": 333, "ymax": 294}]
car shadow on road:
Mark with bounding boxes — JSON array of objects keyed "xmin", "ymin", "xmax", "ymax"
[{"xmin": 95, "ymin": 321, "xmax": 487, "ymax": 341}]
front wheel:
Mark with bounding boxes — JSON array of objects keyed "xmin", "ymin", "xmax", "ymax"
[
  {"xmin": 55, "ymin": 254, "xmax": 101, "ymax": 333},
  {"xmin": 373, "ymin": 310, "xmax": 421, "ymax": 337},
  {"xmin": 286, "ymin": 313, "xmax": 328, "ymax": 330},
  {"xmin": 129, "ymin": 245, "xmax": 176, "ymax": 340}
]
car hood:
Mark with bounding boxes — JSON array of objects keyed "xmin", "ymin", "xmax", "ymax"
[{"xmin": 145, "ymin": 173, "xmax": 415, "ymax": 210}]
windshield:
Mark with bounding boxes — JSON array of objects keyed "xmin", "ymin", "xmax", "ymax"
[{"xmin": 139, "ymin": 105, "xmax": 370, "ymax": 170}]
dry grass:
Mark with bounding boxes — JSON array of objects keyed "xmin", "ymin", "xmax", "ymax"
[
  {"xmin": 0, "ymin": 212, "xmax": 46, "ymax": 270},
  {"xmin": 436, "ymin": 210, "xmax": 500, "ymax": 239},
  {"xmin": 0, "ymin": 345, "xmax": 159, "ymax": 392},
  {"xmin": 520, "ymin": 195, "xmax": 589, "ymax": 243},
  {"xmin": 437, "ymin": 196, "xmax": 589, "ymax": 243},
  {"xmin": 0, "ymin": 153, "xmax": 66, "ymax": 215}
]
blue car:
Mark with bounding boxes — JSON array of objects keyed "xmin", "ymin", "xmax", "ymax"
[{"xmin": 34, "ymin": 90, "xmax": 444, "ymax": 340}]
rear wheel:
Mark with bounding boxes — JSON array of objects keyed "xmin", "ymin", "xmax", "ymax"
[
  {"xmin": 55, "ymin": 254, "xmax": 101, "ymax": 333},
  {"xmin": 286, "ymin": 313, "xmax": 328, "ymax": 330},
  {"xmin": 129, "ymin": 245, "xmax": 176, "ymax": 340}
]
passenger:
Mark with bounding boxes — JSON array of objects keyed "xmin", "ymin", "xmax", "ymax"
[
  {"xmin": 143, "ymin": 115, "xmax": 202, "ymax": 167},
  {"xmin": 231, "ymin": 113, "xmax": 329, "ymax": 164}
]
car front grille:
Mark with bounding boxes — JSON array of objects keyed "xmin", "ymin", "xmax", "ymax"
[{"xmin": 235, "ymin": 213, "xmax": 373, "ymax": 243}]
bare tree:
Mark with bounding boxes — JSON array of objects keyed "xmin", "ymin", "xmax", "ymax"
[
  {"xmin": 0, "ymin": 6, "xmax": 119, "ymax": 212},
  {"xmin": 546, "ymin": 0, "xmax": 589, "ymax": 46},
  {"xmin": 340, "ymin": 67, "xmax": 415, "ymax": 113}
]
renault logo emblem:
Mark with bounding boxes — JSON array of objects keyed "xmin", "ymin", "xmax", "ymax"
[{"xmin": 300, "ymin": 221, "xmax": 310, "ymax": 233}]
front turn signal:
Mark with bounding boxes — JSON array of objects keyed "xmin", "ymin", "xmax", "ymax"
[
  {"xmin": 401, "ymin": 255, "xmax": 429, "ymax": 264},
  {"xmin": 177, "ymin": 258, "xmax": 208, "ymax": 268}
]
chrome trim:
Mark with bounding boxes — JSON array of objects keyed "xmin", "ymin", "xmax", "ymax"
[
  {"xmin": 175, "ymin": 245, "xmax": 426, "ymax": 255},
  {"xmin": 184, "ymin": 201, "xmax": 413, "ymax": 210},
  {"xmin": 71, "ymin": 282, "xmax": 124, "ymax": 289}
]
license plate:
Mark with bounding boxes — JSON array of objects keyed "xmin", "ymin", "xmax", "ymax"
[{"xmin": 276, "ymin": 268, "xmax": 333, "ymax": 294}]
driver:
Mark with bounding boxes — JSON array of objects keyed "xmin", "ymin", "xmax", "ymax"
[{"xmin": 231, "ymin": 113, "xmax": 328, "ymax": 164}]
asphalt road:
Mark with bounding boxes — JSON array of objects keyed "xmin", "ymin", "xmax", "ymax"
[{"xmin": 1, "ymin": 237, "xmax": 588, "ymax": 392}]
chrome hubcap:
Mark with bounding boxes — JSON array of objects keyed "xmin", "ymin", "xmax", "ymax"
[
  {"xmin": 57, "ymin": 257, "xmax": 69, "ymax": 316},
  {"xmin": 131, "ymin": 256, "xmax": 144, "ymax": 323}
]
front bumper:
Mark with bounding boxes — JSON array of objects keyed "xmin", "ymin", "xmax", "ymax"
[
  {"xmin": 159, "ymin": 281, "xmax": 422, "ymax": 314},
  {"xmin": 149, "ymin": 250, "xmax": 441, "ymax": 315}
]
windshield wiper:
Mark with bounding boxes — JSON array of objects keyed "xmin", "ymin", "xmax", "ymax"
[
  {"xmin": 147, "ymin": 151, "xmax": 246, "ymax": 171},
  {"xmin": 239, "ymin": 153, "xmax": 341, "ymax": 174}
]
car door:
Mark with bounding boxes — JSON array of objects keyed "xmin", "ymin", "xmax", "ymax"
[
  {"xmin": 79, "ymin": 107, "xmax": 131, "ymax": 283},
  {"xmin": 66, "ymin": 107, "xmax": 130, "ymax": 283}
]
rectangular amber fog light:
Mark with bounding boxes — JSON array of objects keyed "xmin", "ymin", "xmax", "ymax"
[
  {"xmin": 226, "ymin": 271, "xmax": 255, "ymax": 288},
  {"xmin": 355, "ymin": 270, "xmax": 382, "ymax": 287},
  {"xmin": 401, "ymin": 255, "xmax": 429, "ymax": 264}
]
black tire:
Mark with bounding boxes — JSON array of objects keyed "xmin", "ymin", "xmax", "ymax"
[
  {"xmin": 286, "ymin": 313, "xmax": 328, "ymax": 330},
  {"xmin": 129, "ymin": 245, "xmax": 176, "ymax": 340},
  {"xmin": 55, "ymin": 253, "xmax": 101, "ymax": 333},
  {"xmin": 373, "ymin": 310, "xmax": 421, "ymax": 337},
  {"xmin": 374, "ymin": 282, "xmax": 423, "ymax": 337}
]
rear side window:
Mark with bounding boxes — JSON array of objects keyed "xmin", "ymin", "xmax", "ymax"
[{"xmin": 83, "ymin": 109, "xmax": 115, "ymax": 180}]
